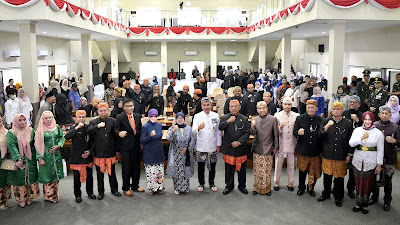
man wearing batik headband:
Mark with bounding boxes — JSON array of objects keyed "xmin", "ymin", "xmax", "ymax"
[
  {"xmin": 219, "ymin": 99, "xmax": 250, "ymax": 195},
  {"xmin": 192, "ymin": 97, "xmax": 222, "ymax": 193},
  {"xmin": 123, "ymin": 80, "xmax": 134, "ymax": 100},
  {"xmin": 293, "ymin": 99, "xmax": 322, "ymax": 196},
  {"xmin": 274, "ymin": 97, "xmax": 299, "ymax": 192},
  {"xmin": 87, "ymin": 102, "xmax": 121, "ymax": 200},
  {"xmin": 132, "ymin": 84, "xmax": 147, "ymax": 118},
  {"xmin": 192, "ymin": 89, "xmax": 202, "ymax": 115},
  {"xmin": 173, "ymin": 85, "xmax": 193, "ymax": 116},
  {"xmin": 64, "ymin": 110, "xmax": 96, "ymax": 203},
  {"xmin": 342, "ymin": 95, "xmax": 363, "ymax": 199},
  {"xmin": 370, "ymin": 106, "xmax": 400, "ymax": 211},
  {"xmin": 318, "ymin": 102, "xmax": 353, "ymax": 207}
]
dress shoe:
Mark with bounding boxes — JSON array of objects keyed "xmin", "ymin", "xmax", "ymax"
[
  {"xmin": 335, "ymin": 200, "xmax": 342, "ymax": 207},
  {"xmin": 112, "ymin": 191, "xmax": 122, "ymax": 197},
  {"xmin": 368, "ymin": 198, "xmax": 378, "ymax": 205},
  {"xmin": 297, "ymin": 189, "xmax": 305, "ymax": 196},
  {"xmin": 353, "ymin": 206, "xmax": 361, "ymax": 212},
  {"xmin": 317, "ymin": 195, "xmax": 330, "ymax": 202},
  {"xmin": 347, "ymin": 191, "xmax": 355, "ymax": 199},
  {"xmin": 273, "ymin": 186, "xmax": 279, "ymax": 191},
  {"xmin": 133, "ymin": 187, "xmax": 144, "ymax": 192},
  {"xmin": 98, "ymin": 194, "xmax": 104, "ymax": 200},
  {"xmin": 308, "ymin": 189, "xmax": 316, "ymax": 197},
  {"xmin": 88, "ymin": 194, "xmax": 97, "ymax": 200},
  {"xmin": 361, "ymin": 208, "xmax": 369, "ymax": 214},
  {"xmin": 287, "ymin": 186, "xmax": 294, "ymax": 192},
  {"xmin": 252, "ymin": 190, "xmax": 258, "ymax": 195},
  {"xmin": 238, "ymin": 188, "xmax": 248, "ymax": 194},
  {"xmin": 124, "ymin": 190, "xmax": 133, "ymax": 197},
  {"xmin": 266, "ymin": 192, "xmax": 271, "ymax": 196},
  {"xmin": 223, "ymin": 188, "xmax": 232, "ymax": 195},
  {"xmin": 75, "ymin": 197, "xmax": 82, "ymax": 203},
  {"xmin": 383, "ymin": 202, "xmax": 391, "ymax": 211}
]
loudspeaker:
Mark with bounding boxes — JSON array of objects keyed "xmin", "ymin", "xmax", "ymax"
[{"xmin": 319, "ymin": 44, "xmax": 325, "ymax": 54}]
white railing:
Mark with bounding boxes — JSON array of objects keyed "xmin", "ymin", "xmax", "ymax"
[{"xmin": 248, "ymin": 0, "xmax": 302, "ymax": 25}]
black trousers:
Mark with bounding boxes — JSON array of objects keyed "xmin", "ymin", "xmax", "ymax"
[
  {"xmin": 322, "ymin": 173, "xmax": 344, "ymax": 200},
  {"xmin": 225, "ymin": 162, "xmax": 246, "ymax": 190},
  {"xmin": 299, "ymin": 102, "xmax": 306, "ymax": 114},
  {"xmin": 73, "ymin": 167, "xmax": 93, "ymax": 198},
  {"xmin": 298, "ymin": 170, "xmax": 316, "ymax": 191},
  {"xmin": 347, "ymin": 166, "xmax": 355, "ymax": 193},
  {"xmin": 197, "ymin": 162, "xmax": 216, "ymax": 186},
  {"xmin": 121, "ymin": 151, "xmax": 141, "ymax": 191},
  {"xmin": 371, "ymin": 174, "xmax": 393, "ymax": 203},
  {"xmin": 96, "ymin": 164, "xmax": 118, "ymax": 195}
]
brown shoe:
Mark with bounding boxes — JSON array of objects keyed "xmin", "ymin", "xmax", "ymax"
[
  {"xmin": 124, "ymin": 190, "xmax": 134, "ymax": 197},
  {"xmin": 134, "ymin": 187, "xmax": 144, "ymax": 192}
]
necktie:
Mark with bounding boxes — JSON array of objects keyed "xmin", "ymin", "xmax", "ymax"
[{"xmin": 128, "ymin": 114, "xmax": 137, "ymax": 135}]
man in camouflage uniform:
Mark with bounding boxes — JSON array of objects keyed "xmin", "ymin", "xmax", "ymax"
[
  {"xmin": 390, "ymin": 73, "xmax": 400, "ymax": 99},
  {"xmin": 356, "ymin": 69, "xmax": 374, "ymax": 113},
  {"xmin": 368, "ymin": 77, "xmax": 388, "ymax": 119}
]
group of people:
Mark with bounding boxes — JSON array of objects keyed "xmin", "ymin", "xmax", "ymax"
[{"xmin": 0, "ymin": 67, "xmax": 398, "ymax": 217}]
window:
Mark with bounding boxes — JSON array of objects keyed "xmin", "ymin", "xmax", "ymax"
[
  {"xmin": 136, "ymin": 8, "xmax": 162, "ymax": 27},
  {"xmin": 213, "ymin": 8, "xmax": 244, "ymax": 27},
  {"xmin": 309, "ymin": 63, "xmax": 320, "ymax": 77},
  {"xmin": 38, "ymin": 66, "xmax": 50, "ymax": 87},
  {"xmin": 179, "ymin": 61, "xmax": 205, "ymax": 79},
  {"xmin": 139, "ymin": 62, "xmax": 162, "ymax": 83},
  {"xmin": 177, "ymin": 7, "xmax": 202, "ymax": 27},
  {"xmin": 2, "ymin": 68, "xmax": 22, "ymax": 90}
]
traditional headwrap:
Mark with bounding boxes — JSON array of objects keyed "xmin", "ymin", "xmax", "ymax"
[
  {"xmin": 349, "ymin": 95, "xmax": 361, "ymax": 103},
  {"xmin": 331, "ymin": 102, "xmax": 344, "ymax": 109},
  {"xmin": 175, "ymin": 112, "xmax": 186, "ymax": 128},
  {"xmin": 75, "ymin": 110, "xmax": 86, "ymax": 117},
  {"xmin": 194, "ymin": 89, "xmax": 202, "ymax": 95},
  {"xmin": 306, "ymin": 99, "xmax": 318, "ymax": 106},
  {"xmin": 183, "ymin": 85, "xmax": 189, "ymax": 90},
  {"xmin": 387, "ymin": 96, "xmax": 399, "ymax": 124},
  {"xmin": 17, "ymin": 88, "xmax": 31, "ymax": 110},
  {"xmin": 115, "ymin": 87, "xmax": 123, "ymax": 93},
  {"xmin": 0, "ymin": 121, "xmax": 8, "ymax": 159},
  {"xmin": 97, "ymin": 102, "xmax": 109, "ymax": 110},
  {"xmin": 12, "ymin": 114, "xmax": 32, "ymax": 160},
  {"xmin": 233, "ymin": 86, "xmax": 242, "ymax": 92},
  {"xmin": 379, "ymin": 106, "xmax": 391, "ymax": 113},
  {"xmin": 148, "ymin": 109, "xmax": 158, "ymax": 118},
  {"xmin": 81, "ymin": 96, "xmax": 87, "ymax": 101},
  {"xmin": 256, "ymin": 101, "xmax": 267, "ymax": 109},
  {"xmin": 134, "ymin": 84, "xmax": 140, "ymax": 89},
  {"xmin": 362, "ymin": 111, "xmax": 375, "ymax": 130},
  {"xmin": 282, "ymin": 97, "xmax": 292, "ymax": 104},
  {"xmin": 143, "ymin": 79, "xmax": 149, "ymax": 82},
  {"xmin": 15, "ymin": 82, "xmax": 22, "ymax": 91},
  {"xmin": 92, "ymin": 98, "xmax": 100, "ymax": 103},
  {"xmin": 200, "ymin": 78, "xmax": 205, "ymax": 83},
  {"xmin": 201, "ymin": 97, "xmax": 211, "ymax": 104},
  {"xmin": 35, "ymin": 111, "xmax": 57, "ymax": 157},
  {"xmin": 229, "ymin": 99, "xmax": 240, "ymax": 106}
]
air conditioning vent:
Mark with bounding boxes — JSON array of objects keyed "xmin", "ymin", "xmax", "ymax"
[{"xmin": 144, "ymin": 51, "xmax": 158, "ymax": 56}]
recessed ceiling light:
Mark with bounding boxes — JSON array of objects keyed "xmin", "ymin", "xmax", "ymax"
[
  {"xmin": 17, "ymin": 28, "xmax": 19, "ymax": 30},
  {"xmin": 322, "ymin": 32, "xmax": 326, "ymax": 34},
  {"xmin": 304, "ymin": 34, "xmax": 308, "ymax": 36},
  {"xmin": 65, "ymin": 35, "xmax": 68, "ymax": 37},
  {"xmin": 187, "ymin": 40, "xmax": 191, "ymax": 42},
  {"xmin": 144, "ymin": 40, "xmax": 148, "ymax": 42},
  {"xmin": 231, "ymin": 40, "xmax": 236, "ymax": 42},
  {"xmin": 43, "ymin": 32, "xmax": 47, "ymax": 34}
]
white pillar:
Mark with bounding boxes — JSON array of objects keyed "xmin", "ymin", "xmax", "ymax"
[
  {"xmin": 210, "ymin": 40, "xmax": 217, "ymax": 81},
  {"xmin": 111, "ymin": 40, "xmax": 119, "ymax": 79},
  {"xmin": 258, "ymin": 40, "xmax": 266, "ymax": 72},
  {"xmin": 165, "ymin": 11, "xmax": 171, "ymax": 27},
  {"xmin": 161, "ymin": 40, "xmax": 168, "ymax": 88},
  {"xmin": 81, "ymin": 34, "xmax": 93, "ymax": 100},
  {"xmin": 327, "ymin": 23, "xmax": 345, "ymax": 97},
  {"xmin": 282, "ymin": 34, "xmax": 292, "ymax": 76},
  {"xmin": 19, "ymin": 21, "xmax": 39, "ymax": 119}
]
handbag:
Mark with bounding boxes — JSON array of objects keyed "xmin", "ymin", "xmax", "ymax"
[{"xmin": 1, "ymin": 159, "xmax": 17, "ymax": 171}]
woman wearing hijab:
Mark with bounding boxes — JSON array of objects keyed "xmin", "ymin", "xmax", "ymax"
[
  {"xmin": 16, "ymin": 88, "xmax": 33, "ymax": 127},
  {"xmin": 64, "ymin": 110, "xmax": 96, "ymax": 203},
  {"xmin": 55, "ymin": 93, "xmax": 75, "ymax": 126},
  {"xmin": 140, "ymin": 109, "xmax": 164, "ymax": 195},
  {"xmin": 110, "ymin": 98, "xmax": 124, "ymax": 119},
  {"xmin": 6, "ymin": 114, "xmax": 39, "ymax": 208},
  {"xmin": 15, "ymin": 82, "xmax": 22, "ymax": 91},
  {"xmin": 35, "ymin": 111, "xmax": 65, "ymax": 203},
  {"xmin": 77, "ymin": 77, "xmax": 88, "ymax": 97},
  {"xmin": 349, "ymin": 112, "xmax": 384, "ymax": 214},
  {"xmin": 151, "ymin": 76, "xmax": 159, "ymax": 87},
  {"xmin": 310, "ymin": 86, "xmax": 325, "ymax": 117},
  {"xmin": 61, "ymin": 79, "xmax": 70, "ymax": 98},
  {"xmin": 329, "ymin": 85, "xmax": 350, "ymax": 113},
  {"xmin": 50, "ymin": 80, "xmax": 61, "ymax": 94},
  {"xmin": 0, "ymin": 117, "xmax": 12, "ymax": 211},
  {"xmin": 166, "ymin": 112, "xmax": 195, "ymax": 195},
  {"xmin": 387, "ymin": 96, "xmax": 399, "ymax": 124},
  {"xmin": 264, "ymin": 80, "xmax": 274, "ymax": 97}
]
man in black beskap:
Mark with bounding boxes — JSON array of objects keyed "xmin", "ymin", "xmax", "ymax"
[
  {"xmin": 224, "ymin": 86, "xmax": 250, "ymax": 117},
  {"xmin": 342, "ymin": 95, "xmax": 363, "ymax": 199},
  {"xmin": 243, "ymin": 84, "xmax": 259, "ymax": 116}
]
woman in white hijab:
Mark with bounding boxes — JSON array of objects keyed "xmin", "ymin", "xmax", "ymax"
[
  {"xmin": 77, "ymin": 77, "xmax": 88, "ymax": 97},
  {"xmin": 15, "ymin": 88, "xmax": 33, "ymax": 127},
  {"xmin": 50, "ymin": 80, "xmax": 61, "ymax": 93},
  {"xmin": 60, "ymin": 79, "xmax": 70, "ymax": 98}
]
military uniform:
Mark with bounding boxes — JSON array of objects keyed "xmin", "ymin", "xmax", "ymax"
[
  {"xmin": 368, "ymin": 77, "xmax": 388, "ymax": 119},
  {"xmin": 357, "ymin": 71, "xmax": 374, "ymax": 113},
  {"xmin": 391, "ymin": 81, "xmax": 400, "ymax": 99}
]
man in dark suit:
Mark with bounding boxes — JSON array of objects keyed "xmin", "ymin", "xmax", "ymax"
[{"xmin": 115, "ymin": 99, "xmax": 143, "ymax": 197}]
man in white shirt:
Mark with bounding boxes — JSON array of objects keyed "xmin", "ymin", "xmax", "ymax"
[
  {"xmin": 284, "ymin": 81, "xmax": 300, "ymax": 113},
  {"xmin": 4, "ymin": 89, "xmax": 19, "ymax": 129},
  {"xmin": 192, "ymin": 97, "xmax": 222, "ymax": 193}
]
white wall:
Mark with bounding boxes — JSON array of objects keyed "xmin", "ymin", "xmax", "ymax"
[{"xmin": 290, "ymin": 25, "xmax": 400, "ymax": 78}]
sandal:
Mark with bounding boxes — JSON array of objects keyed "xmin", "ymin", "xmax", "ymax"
[
  {"xmin": 197, "ymin": 185, "xmax": 204, "ymax": 192},
  {"xmin": 0, "ymin": 205, "xmax": 8, "ymax": 211},
  {"xmin": 27, "ymin": 199, "xmax": 32, "ymax": 206},
  {"xmin": 210, "ymin": 185, "xmax": 218, "ymax": 192},
  {"xmin": 19, "ymin": 202, "xmax": 26, "ymax": 208},
  {"xmin": 147, "ymin": 190, "xmax": 153, "ymax": 196}
]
